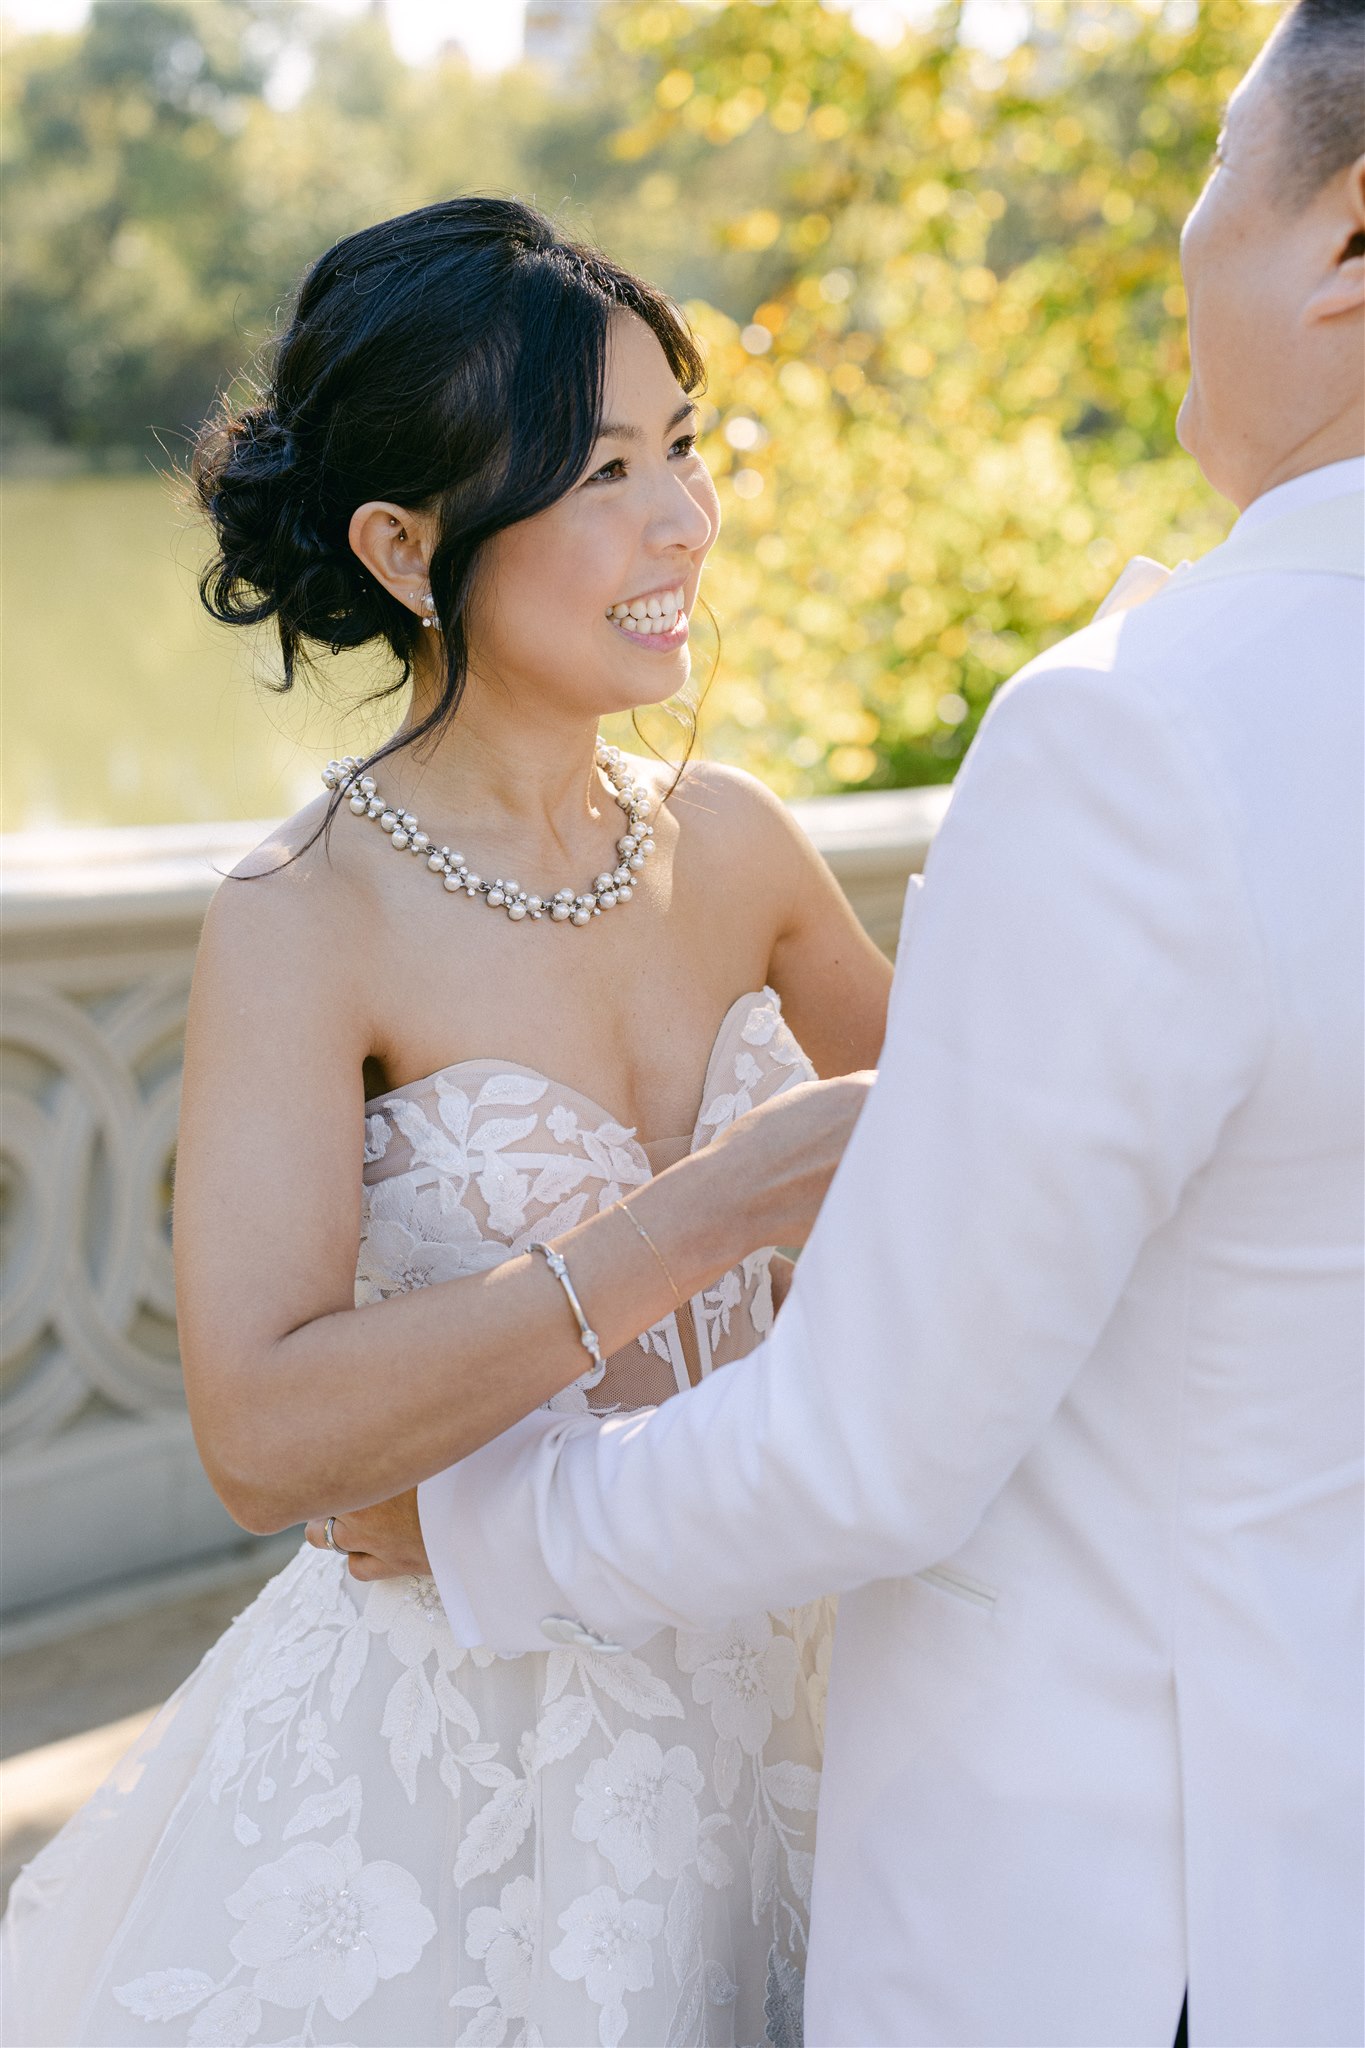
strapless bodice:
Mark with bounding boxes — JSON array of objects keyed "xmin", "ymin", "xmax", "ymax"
[{"xmin": 355, "ymin": 986, "xmax": 813, "ymax": 1412}]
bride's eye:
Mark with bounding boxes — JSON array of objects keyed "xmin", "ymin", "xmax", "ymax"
[
  {"xmin": 671, "ymin": 433, "xmax": 699, "ymax": 458},
  {"xmin": 586, "ymin": 457, "xmax": 627, "ymax": 485}
]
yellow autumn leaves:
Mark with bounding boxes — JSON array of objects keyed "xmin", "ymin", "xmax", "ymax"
[{"xmin": 605, "ymin": 0, "xmax": 1272, "ymax": 792}]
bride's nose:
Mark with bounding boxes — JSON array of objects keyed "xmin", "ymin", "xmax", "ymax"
[{"xmin": 646, "ymin": 467, "xmax": 716, "ymax": 557}]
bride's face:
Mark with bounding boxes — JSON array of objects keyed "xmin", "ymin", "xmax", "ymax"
[{"xmin": 466, "ymin": 311, "xmax": 721, "ymax": 719}]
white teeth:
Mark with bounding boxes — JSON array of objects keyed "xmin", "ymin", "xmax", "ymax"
[
  {"xmin": 606, "ymin": 586, "xmax": 685, "ymax": 623},
  {"xmin": 647, "ymin": 608, "xmax": 681, "ymax": 636}
]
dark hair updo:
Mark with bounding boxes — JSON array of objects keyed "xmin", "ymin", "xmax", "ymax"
[{"xmin": 192, "ymin": 195, "xmax": 705, "ymax": 857}]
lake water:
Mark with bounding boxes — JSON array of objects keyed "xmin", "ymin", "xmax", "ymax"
[{"xmin": 2, "ymin": 474, "xmax": 456, "ymax": 834}]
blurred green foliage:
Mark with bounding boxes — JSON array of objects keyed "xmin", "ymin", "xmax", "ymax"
[{"xmin": 1, "ymin": 0, "xmax": 1275, "ymax": 800}]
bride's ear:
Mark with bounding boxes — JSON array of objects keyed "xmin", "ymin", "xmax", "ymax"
[{"xmin": 349, "ymin": 501, "xmax": 437, "ymax": 616}]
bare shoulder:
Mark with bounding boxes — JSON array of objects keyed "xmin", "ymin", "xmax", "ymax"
[
  {"xmin": 205, "ymin": 791, "xmax": 375, "ymax": 945},
  {"xmin": 662, "ymin": 756, "xmax": 802, "ymax": 866},
  {"xmin": 191, "ymin": 791, "xmax": 379, "ymax": 1066},
  {"xmin": 668, "ymin": 755, "xmax": 787, "ymax": 819}
]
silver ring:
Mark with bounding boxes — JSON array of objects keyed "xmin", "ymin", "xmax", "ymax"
[{"xmin": 323, "ymin": 1515, "xmax": 348, "ymax": 1556}]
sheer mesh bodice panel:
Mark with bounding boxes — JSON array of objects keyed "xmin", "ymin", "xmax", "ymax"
[{"xmin": 356, "ymin": 986, "xmax": 812, "ymax": 1413}]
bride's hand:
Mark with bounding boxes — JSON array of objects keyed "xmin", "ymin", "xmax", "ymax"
[
  {"xmin": 712, "ymin": 1070, "xmax": 876, "ymax": 1251},
  {"xmin": 305, "ymin": 1487, "xmax": 429, "ymax": 1580}
]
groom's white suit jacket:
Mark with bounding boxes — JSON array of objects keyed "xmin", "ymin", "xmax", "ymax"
[{"xmin": 420, "ymin": 462, "xmax": 1365, "ymax": 2048}]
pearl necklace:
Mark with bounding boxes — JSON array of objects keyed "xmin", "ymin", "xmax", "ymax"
[{"xmin": 321, "ymin": 741, "xmax": 656, "ymax": 926}]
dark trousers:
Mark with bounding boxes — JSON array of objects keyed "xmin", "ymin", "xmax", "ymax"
[{"xmin": 1174, "ymin": 1994, "xmax": 1189, "ymax": 2048}]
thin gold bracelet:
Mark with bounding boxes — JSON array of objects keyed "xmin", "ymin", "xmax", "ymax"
[{"xmin": 617, "ymin": 1197, "xmax": 684, "ymax": 1304}]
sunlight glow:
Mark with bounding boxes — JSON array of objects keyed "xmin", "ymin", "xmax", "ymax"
[{"xmin": 0, "ymin": 0, "xmax": 1281, "ymax": 71}]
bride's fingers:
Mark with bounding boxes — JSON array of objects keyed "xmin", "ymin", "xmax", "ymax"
[
  {"xmin": 345, "ymin": 1550, "xmax": 395, "ymax": 1582},
  {"xmin": 302, "ymin": 1518, "xmax": 407, "ymax": 1579},
  {"xmin": 304, "ymin": 1515, "xmax": 360, "ymax": 1557}
]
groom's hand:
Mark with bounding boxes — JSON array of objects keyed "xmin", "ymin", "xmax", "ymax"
[{"xmin": 304, "ymin": 1487, "xmax": 430, "ymax": 1580}]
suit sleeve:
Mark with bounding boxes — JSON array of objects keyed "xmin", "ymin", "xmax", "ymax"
[{"xmin": 419, "ymin": 649, "xmax": 1271, "ymax": 1651}]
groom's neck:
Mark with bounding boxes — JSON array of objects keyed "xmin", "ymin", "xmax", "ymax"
[{"xmin": 1238, "ymin": 416, "xmax": 1364, "ymax": 511}]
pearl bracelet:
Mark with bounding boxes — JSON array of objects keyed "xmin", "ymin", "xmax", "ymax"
[{"xmin": 530, "ymin": 1242, "xmax": 606, "ymax": 1389}]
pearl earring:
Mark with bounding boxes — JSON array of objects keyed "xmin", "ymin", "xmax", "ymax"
[{"xmin": 420, "ymin": 591, "xmax": 438, "ymax": 630}]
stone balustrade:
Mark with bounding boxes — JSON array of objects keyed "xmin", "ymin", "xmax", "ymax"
[{"xmin": 0, "ymin": 785, "xmax": 949, "ymax": 1617}]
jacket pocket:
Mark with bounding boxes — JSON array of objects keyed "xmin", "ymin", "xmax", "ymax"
[{"xmin": 914, "ymin": 1562, "xmax": 998, "ymax": 1613}]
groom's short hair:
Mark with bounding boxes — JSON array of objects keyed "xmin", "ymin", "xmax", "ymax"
[{"xmin": 1267, "ymin": 0, "xmax": 1365, "ymax": 206}]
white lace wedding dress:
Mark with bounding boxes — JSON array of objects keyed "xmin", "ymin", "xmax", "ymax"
[{"xmin": 1, "ymin": 988, "xmax": 834, "ymax": 2048}]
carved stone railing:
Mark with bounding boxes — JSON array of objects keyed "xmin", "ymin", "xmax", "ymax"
[{"xmin": 0, "ymin": 786, "xmax": 949, "ymax": 1617}]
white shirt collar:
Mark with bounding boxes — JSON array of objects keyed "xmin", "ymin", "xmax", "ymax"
[{"xmin": 1235, "ymin": 457, "xmax": 1365, "ymax": 537}]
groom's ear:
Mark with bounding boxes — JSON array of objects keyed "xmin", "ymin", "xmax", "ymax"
[{"xmin": 1305, "ymin": 154, "xmax": 1365, "ymax": 325}]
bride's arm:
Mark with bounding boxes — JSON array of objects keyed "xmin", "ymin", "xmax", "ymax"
[
  {"xmin": 173, "ymin": 854, "xmax": 866, "ymax": 1536},
  {"xmin": 672, "ymin": 762, "xmax": 894, "ymax": 1076}
]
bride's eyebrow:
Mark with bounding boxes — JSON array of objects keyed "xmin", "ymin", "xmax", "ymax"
[{"xmin": 594, "ymin": 401, "xmax": 697, "ymax": 443}]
